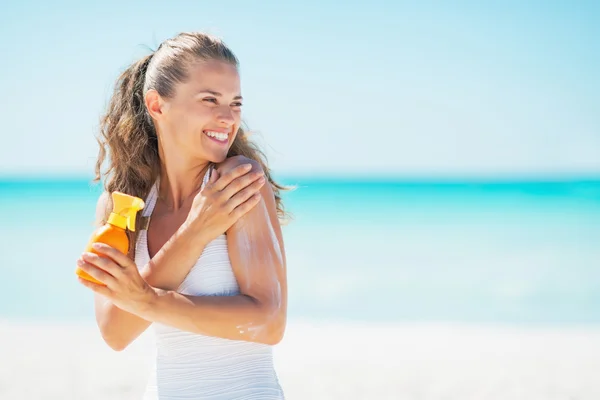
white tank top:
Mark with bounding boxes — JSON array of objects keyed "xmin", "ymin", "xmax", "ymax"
[{"xmin": 134, "ymin": 165, "xmax": 284, "ymax": 399}]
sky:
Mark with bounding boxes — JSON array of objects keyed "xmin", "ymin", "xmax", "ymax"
[{"xmin": 1, "ymin": 0, "xmax": 599, "ymax": 178}]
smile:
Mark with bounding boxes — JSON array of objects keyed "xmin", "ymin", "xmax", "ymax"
[{"xmin": 203, "ymin": 130, "xmax": 229, "ymax": 144}]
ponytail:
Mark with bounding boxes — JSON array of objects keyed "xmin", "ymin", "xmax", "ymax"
[{"xmin": 94, "ymin": 53, "xmax": 160, "ymax": 225}]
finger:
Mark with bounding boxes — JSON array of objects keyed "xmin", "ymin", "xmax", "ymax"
[
  {"xmin": 211, "ymin": 163, "xmax": 253, "ymax": 192},
  {"xmin": 202, "ymin": 168, "xmax": 220, "ymax": 194},
  {"xmin": 230, "ymin": 192, "xmax": 262, "ymax": 220},
  {"xmin": 90, "ymin": 243, "xmax": 137, "ymax": 271},
  {"xmin": 225, "ymin": 176, "xmax": 266, "ymax": 212},
  {"xmin": 81, "ymin": 251, "xmax": 125, "ymax": 279},
  {"xmin": 77, "ymin": 259, "xmax": 117, "ymax": 287},
  {"xmin": 219, "ymin": 171, "xmax": 264, "ymax": 203},
  {"xmin": 78, "ymin": 276, "xmax": 112, "ymax": 297}
]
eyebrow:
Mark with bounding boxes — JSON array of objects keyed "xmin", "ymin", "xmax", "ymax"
[{"xmin": 197, "ymin": 90, "xmax": 243, "ymax": 100}]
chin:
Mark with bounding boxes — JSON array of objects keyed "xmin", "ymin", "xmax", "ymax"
[{"xmin": 206, "ymin": 150, "xmax": 230, "ymax": 164}]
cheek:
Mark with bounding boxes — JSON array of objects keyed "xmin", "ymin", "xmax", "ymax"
[
  {"xmin": 191, "ymin": 104, "xmax": 212, "ymax": 122},
  {"xmin": 233, "ymin": 111, "xmax": 242, "ymax": 131},
  {"xmin": 231, "ymin": 124, "xmax": 241, "ymax": 142},
  {"xmin": 168, "ymin": 103, "xmax": 200, "ymax": 127}
]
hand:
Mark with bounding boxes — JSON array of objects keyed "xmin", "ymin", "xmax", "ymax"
[
  {"xmin": 76, "ymin": 243, "xmax": 156, "ymax": 316},
  {"xmin": 185, "ymin": 163, "xmax": 265, "ymax": 243}
]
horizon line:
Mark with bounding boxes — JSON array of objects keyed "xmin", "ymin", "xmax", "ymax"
[{"xmin": 1, "ymin": 172, "xmax": 599, "ymax": 185}]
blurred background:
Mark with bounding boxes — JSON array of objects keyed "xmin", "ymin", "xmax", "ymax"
[{"xmin": 1, "ymin": 1, "xmax": 599, "ymax": 399}]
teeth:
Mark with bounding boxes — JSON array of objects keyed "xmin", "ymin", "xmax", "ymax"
[{"xmin": 204, "ymin": 131, "xmax": 229, "ymax": 141}]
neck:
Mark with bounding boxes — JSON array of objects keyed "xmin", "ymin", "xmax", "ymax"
[{"xmin": 158, "ymin": 157, "xmax": 211, "ymax": 212}]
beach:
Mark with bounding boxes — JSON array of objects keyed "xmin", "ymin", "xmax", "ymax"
[
  {"xmin": 2, "ymin": 319, "xmax": 600, "ymax": 399},
  {"xmin": 2, "ymin": 178, "xmax": 599, "ymax": 399},
  {"xmin": 2, "ymin": 1, "xmax": 600, "ymax": 397}
]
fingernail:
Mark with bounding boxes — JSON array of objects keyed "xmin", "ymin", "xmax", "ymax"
[
  {"xmin": 77, "ymin": 259, "xmax": 84, "ymax": 266},
  {"xmin": 92, "ymin": 243, "xmax": 102, "ymax": 250},
  {"xmin": 243, "ymin": 164, "xmax": 252, "ymax": 171},
  {"xmin": 258, "ymin": 177, "xmax": 266, "ymax": 184}
]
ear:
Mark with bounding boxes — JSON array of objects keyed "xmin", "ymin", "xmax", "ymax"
[{"xmin": 145, "ymin": 89, "xmax": 166, "ymax": 120}]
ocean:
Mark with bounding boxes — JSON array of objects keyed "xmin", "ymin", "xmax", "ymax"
[{"xmin": 1, "ymin": 176, "xmax": 599, "ymax": 327}]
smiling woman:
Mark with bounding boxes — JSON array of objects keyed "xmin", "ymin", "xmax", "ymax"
[{"xmin": 76, "ymin": 32, "xmax": 291, "ymax": 399}]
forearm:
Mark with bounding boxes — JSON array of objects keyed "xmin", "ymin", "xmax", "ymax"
[
  {"xmin": 140, "ymin": 221, "xmax": 209, "ymax": 290},
  {"xmin": 141, "ymin": 289, "xmax": 285, "ymax": 345},
  {"xmin": 94, "ymin": 295, "xmax": 151, "ymax": 351},
  {"xmin": 95, "ymin": 223, "xmax": 209, "ymax": 349}
]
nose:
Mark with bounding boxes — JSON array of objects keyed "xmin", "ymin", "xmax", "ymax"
[{"xmin": 216, "ymin": 105, "xmax": 235, "ymax": 126}]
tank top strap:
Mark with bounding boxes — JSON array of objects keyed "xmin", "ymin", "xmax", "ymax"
[
  {"xmin": 201, "ymin": 163, "xmax": 215, "ymax": 191},
  {"xmin": 138, "ymin": 179, "xmax": 159, "ymax": 231},
  {"xmin": 138, "ymin": 165, "xmax": 212, "ymax": 231}
]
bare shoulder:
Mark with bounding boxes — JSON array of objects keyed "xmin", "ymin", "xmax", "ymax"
[
  {"xmin": 95, "ymin": 191, "xmax": 111, "ymax": 228},
  {"xmin": 216, "ymin": 155, "xmax": 262, "ymax": 175},
  {"xmin": 216, "ymin": 155, "xmax": 274, "ymax": 207},
  {"xmin": 220, "ymin": 156, "xmax": 280, "ymax": 236}
]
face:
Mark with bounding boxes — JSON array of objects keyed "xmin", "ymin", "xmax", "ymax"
[{"xmin": 148, "ymin": 59, "xmax": 243, "ymax": 164}]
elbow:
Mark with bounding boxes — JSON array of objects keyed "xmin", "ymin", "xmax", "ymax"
[
  {"xmin": 238, "ymin": 299, "xmax": 286, "ymax": 345},
  {"xmin": 264, "ymin": 330, "xmax": 285, "ymax": 345},
  {"xmin": 108, "ymin": 341, "xmax": 129, "ymax": 352},
  {"xmin": 261, "ymin": 305, "xmax": 287, "ymax": 345},
  {"xmin": 97, "ymin": 317, "xmax": 133, "ymax": 352},
  {"xmin": 263, "ymin": 320, "xmax": 286, "ymax": 345},
  {"xmin": 108, "ymin": 342, "xmax": 127, "ymax": 352},
  {"xmin": 101, "ymin": 332, "xmax": 131, "ymax": 352}
]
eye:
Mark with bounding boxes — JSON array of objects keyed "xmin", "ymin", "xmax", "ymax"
[
  {"xmin": 203, "ymin": 97, "xmax": 218, "ymax": 104},
  {"xmin": 232, "ymin": 102, "xmax": 243, "ymax": 107}
]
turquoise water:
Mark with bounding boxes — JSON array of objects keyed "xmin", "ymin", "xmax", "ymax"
[{"xmin": 1, "ymin": 177, "xmax": 599, "ymax": 326}]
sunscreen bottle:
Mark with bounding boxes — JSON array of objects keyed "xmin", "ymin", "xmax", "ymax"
[{"xmin": 76, "ymin": 192, "xmax": 145, "ymax": 285}]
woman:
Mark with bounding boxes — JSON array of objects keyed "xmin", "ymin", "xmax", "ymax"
[{"xmin": 76, "ymin": 32, "xmax": 288, "ymax": 399}]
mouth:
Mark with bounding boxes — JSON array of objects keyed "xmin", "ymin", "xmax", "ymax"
[{"xmin": 203, "ymin": 129, "xmax": 230, "ymax": 145}]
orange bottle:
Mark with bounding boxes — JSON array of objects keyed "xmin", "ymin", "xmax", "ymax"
[{"xmin": 76, "ymin": 191, "xmax": 145, "ymax": 285}]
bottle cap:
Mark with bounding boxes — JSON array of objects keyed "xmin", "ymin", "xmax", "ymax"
[{"xmin": 106, "ymin": 192, "xmax": 145, "ymax": 231}]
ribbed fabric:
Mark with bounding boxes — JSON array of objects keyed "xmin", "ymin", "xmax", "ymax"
[{"xmin": 134, "ymin": 166, "xmax": 284, "ymax": 399}]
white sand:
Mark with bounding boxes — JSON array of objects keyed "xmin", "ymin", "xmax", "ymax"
[{"xmin": 2, "ymin": 319, "xmax": 600, "ymax": 399}]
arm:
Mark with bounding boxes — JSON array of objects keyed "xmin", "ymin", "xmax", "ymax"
[
  {"xmin": 138, "ymin": 158, "xmax": 287, "ymax": 345},
  {"xmin": 92, "ymin": 192, "xmax": 210, "ymax": 351}
]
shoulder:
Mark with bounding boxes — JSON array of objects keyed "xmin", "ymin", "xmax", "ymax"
[
  {"xmin": 215, "ymin": 155, "xmax": 262, "ymax": 175},
  {"xmin": 95, "ymin": 191, "xmax": 111, "ymax": 227},
  {"xmin": 216, "ymin": 155, "xmax": 272, "ymax": 202},
  {"xmin": 220, "ymin": 156, "xmax": 279, "ymax": 234}
]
